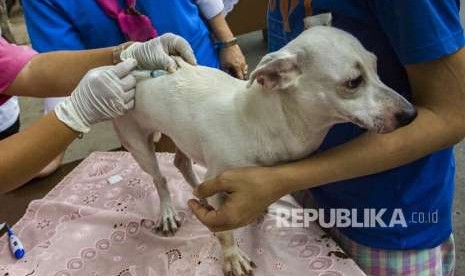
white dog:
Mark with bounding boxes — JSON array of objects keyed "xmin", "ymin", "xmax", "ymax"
[{"xmin": 114, "ymin": 17, "xmax": 416, "ymax": 276}]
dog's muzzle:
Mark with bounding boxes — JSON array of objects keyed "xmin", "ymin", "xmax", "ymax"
[{"xmin": 394, "ymin": 107, "xmax": 417, "ymax": 128}]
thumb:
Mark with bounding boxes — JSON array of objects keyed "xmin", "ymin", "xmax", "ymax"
[
  {"xmin": 111, "ymin": 58, "xmax": 138, "ymax": 78},
  {"xmin": 194, "ymin": 178, "xmax": 228, "ymax": 199},
  {"xmin": 188, "ymin": 199, "xmax": 229, "ymax": 231},
  {"xmin": 174, "ymin": 42, "xmax": 197, "ymax": 66}
]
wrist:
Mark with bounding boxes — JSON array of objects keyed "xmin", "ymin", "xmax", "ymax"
[
  {"xmin": 114, "ymin": 42, "xmax": 135, "ymax": 64},
  {"xmin": 266, "ymin": 166, "xmax": 294, "ymax": 199},
  {"xmin": 52, "ymin": 110, "xmax": 84, "ymax": 138},
  {"xmin": 214, "ymin": 37, "xmax": 238, "ymax": 50},
  {"xmin": 54, "ymin": 100, "xmax": 91, "ymax": 134},
  {"xmin": 209, "ymin": 13, "xmax": 235, "ymax": 42}
]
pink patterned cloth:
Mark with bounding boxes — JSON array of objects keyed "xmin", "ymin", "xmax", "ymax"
[{"xmin": 0, "ymin": 152, "xmax": 365, "ymax": 276}]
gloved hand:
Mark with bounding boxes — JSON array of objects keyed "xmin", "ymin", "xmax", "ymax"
[
  {"xmin": 54, "ymin": 59, "xmax": 138, "ymax": 133},
  {"xmin": 120, "ymin": 33, "xmax": 197, "ymax": 72}
]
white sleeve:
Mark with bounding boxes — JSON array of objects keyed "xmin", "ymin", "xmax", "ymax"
[
  {"xmin": 196, "ymin": 0, "xmax": 224, "ymax": 20},
  {"xmin": 222, "ymin": 0, "xmax": 239, "ymax": 15}
]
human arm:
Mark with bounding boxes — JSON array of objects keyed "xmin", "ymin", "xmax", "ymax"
[
  {"xmin": 0, "ymin": 60, "xmax": 138, "ymax": 194},
  {"xmin": 4, "ymin": 34, "xmax": 196, "ymax": 98},
  {"xmin": 189, "ymin": 47, "xmax": 465, "ymax": 232},
  {"xmin": 196, "ymin": 0, "xmax": 247, "ymax": 79},
  {"xmin": 20, "ymin": 0, "xmax": 196, "ymax": 95},
  {"xmin": 272, "ymin": 49, "xmax": 465, "ymax": 191},
  {"xmin": 4, "ymin": 47, "xmax": 114, "ymax": 98},
  {"xmin": 0, "ymin": 113, "xmax": 78, "ymax": 194},
  {"xmin": 0, "ymin": 33, "xmax": 196, "ymax": 192}
]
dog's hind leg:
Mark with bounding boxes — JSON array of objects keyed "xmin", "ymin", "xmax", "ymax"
[
  {"xmin": 174, "ymin": 148, "xmax": 209, "ymax": 206},
  {"xmin": 173, "ymin": 147, "xmax": 200, "ymax": 189},
  {"xmin": 113, "ymin": 116, "xmax": 181, "ymax": 236}
]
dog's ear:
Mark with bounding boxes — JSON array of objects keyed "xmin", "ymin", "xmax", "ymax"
[
  {"xmin": 247, "ymin": 52, "xmax": 302, "ymax": 91},
  {"xmin": 304, "ymin": 13, "xmax": 332, "ymax": 29}
]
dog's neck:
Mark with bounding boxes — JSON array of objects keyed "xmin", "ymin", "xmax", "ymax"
[{"xmin": 235, "ymin": 83, "xmax": 336, "ymax": 162}]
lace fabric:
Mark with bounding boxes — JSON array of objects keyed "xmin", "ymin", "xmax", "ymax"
[{"xmin": 0, "ymin": 152, "xmax": 365, "ymax": 276}]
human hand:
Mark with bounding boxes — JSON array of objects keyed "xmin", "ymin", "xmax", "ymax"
[
  {"xmin": 121, "ymin": 33, "xmax": 197, "ymax": 72},
  {"xmin": 54, "ymin": 59, "xmax": 137, "ymax": 133},
  {"xmin": 220, "ymin": 44, "xmax": 248, "ymax": 79},
  {"xmin": 188, "ymin": 166, "xmax": 288, "ymax": 232}
]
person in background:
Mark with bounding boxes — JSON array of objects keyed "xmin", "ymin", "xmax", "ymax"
[
  {"xmin": 0, "ymin": 33, "xmax": 196, "ymax": 194},
  {"xmin": 0, "ymin": 1, "xmax": 22, "ymax": 171},
  {"xmin": 189, "ymin": 1, "xmax": 465, "ymax": 275},
  {"xmin": 21, "ymin": 0, "xmax": 247, "ymax": 174}
]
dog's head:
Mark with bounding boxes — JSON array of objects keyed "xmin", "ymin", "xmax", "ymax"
[{"xmin": 248, "ymin": 16, "xmax": 416, "ymax": 133}]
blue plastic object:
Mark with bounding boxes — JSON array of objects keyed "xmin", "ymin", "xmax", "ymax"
[{"xmin": 6, "ymin": 224, "xmax": 25, "ymax": 259}]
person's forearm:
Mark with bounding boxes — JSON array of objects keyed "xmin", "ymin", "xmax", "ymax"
[
  {"xmin": 272, "ymin": 48, "xmax": 465, "ymax": 195},
  {"xmin": 5, "ymin": 47, "xmax": 118, "ymax": 98},
  {"xmin": 208, "ymin": 13, "xmax": 235, "ymax": 41},
  {"xmin": 274, "ymin": 106, "xmax": 463, "ymax": 194},
  {"xmin": 0, "ymin": 112, "xmax": 78, "ymax": 193}
]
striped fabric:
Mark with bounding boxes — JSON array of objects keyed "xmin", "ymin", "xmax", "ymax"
[
  {"xmin": 292, "ymin": 191, "xmax": 456, "ymax": 275},
  {"xmin": 329, "ymin": 228, "xmax": 455, "ymax": 276}
]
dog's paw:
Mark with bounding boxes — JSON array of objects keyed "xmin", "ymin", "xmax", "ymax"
[
  {"xmin": 223, "ymin": 248, "xmax": 256, "ymax": 276},
  {"xmin": 155, "ymin": 204, "xmax": 182, "ymax": 236}
]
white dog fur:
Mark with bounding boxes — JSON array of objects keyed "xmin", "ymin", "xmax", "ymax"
[{"xmin": 114, "ymin": 16, "xmax": 416, "ymax": 276}]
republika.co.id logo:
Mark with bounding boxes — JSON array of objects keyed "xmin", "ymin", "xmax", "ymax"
[{"xmin": 273, "ymin": 208, "xmax": 439, "ymax": 228}]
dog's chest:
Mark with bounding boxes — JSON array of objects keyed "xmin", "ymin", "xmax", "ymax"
[{"xmin": 247, "ymin": 132, "xmax": 321, "ymax": 167}]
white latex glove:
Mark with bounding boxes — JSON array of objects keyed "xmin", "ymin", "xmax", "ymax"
[
  {"xmin": 120, "ymin": 33, "xmax": 197, "ymax": 72},
  {"xmin": 54, "ymin": 59, "xmax": 138, "ymax": 133}
]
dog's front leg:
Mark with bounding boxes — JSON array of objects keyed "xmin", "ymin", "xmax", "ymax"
[
  {"xmin": 216, "ymin": 231, "xmax": 256, "ymax": 276},
  {"xmin": 209, "ymin": 194, "xmax": 256, "ymax": 276}
]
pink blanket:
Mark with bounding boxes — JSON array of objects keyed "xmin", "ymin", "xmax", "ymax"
[{"xmin": 0, "ymin": 152, "xmax": 365, "ymax": 276}]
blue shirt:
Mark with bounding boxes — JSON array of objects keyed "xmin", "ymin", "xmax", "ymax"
[
  {"xmin": 268, "ymin": 0, "xmax": 464, "ymax": 249},
  {"xmin": 22, "ymin": 0, "xmax": 219, "ymax": 68}
]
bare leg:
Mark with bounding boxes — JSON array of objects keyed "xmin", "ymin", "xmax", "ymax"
[{"xmin": 114, "ymin": 117, "xmax": 181, "ymax": 236}]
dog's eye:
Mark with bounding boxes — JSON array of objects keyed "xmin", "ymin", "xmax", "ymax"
[{"xmin": 346, "ymin": 76, "xmax": 363, "ymax": 89}]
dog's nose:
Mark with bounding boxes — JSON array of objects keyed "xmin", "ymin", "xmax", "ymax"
[{"xmin": 395, "ymin": 108, "xmax": 417, "ymax": 127}]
